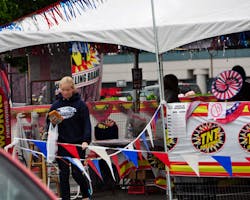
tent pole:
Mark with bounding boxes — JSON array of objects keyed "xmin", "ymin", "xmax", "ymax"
[{"xmin": 150, "ymin": 0, "xmax": 172, "ymax": 199}]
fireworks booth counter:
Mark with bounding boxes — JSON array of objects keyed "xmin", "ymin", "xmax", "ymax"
[
  {"xmin": 9, "ymin": 99, "xmax": 250, "ymax": 198},
  {"xmin": 9, "ymin": 101, "xmax": 159, "ymax": 190}
]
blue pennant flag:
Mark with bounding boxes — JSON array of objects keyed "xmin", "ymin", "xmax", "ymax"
[
  {"xmin": 155, "ymin": 108, "xmax": 160, "ymax": 122},
  {"xmin": 122, "ymin": 150, "xmax": 138, "ymax": 168},
  {"xmin": 65, "ymin": 157, "xmax": 79, "ymax": 167},
  {"xmin": 64, "ymin": 157, "xmax": 83, "ymax": 172},
  {"xmin": 141, "ymin": 132, "xmax": 150, "ymax": 151},
  {"xmin": 32, "ymin": 141, "xmax": 47, "ymax": 157},
  {"xmin": 212, "ymin": 156, "xmax": 232, "ymax": 176},
  {"xmin": 92, "ymin": 159, "xmax": 102, "ymax": 177}
]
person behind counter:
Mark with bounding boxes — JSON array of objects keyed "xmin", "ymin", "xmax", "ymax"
[
  {"xmin": 229, "ymin": 65, "xmax": 250, "ymax": 101},
  {"xmin": 164, "ymin": 74, "xmax": 180, "ymax": 103}
]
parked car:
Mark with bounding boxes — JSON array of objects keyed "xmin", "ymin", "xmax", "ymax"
[
  {"xmin": 116, "ymin": 82, "xmax": 202, "ymax": 101},
  {"xmin": 143, "ymin": 82, "xmax": 202, "ymax": 98},
  {"xmin": 0, "ymin": 148, "xmax": 57, "ymax": 200},
  {"xmin": 178, "ymin": 83, "xmax": 201, "ymax": 94}
]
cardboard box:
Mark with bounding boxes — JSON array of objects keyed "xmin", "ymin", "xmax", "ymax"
[{"xmin": 128, "ymin": 170, "xmax": 146, "ymax": 180}]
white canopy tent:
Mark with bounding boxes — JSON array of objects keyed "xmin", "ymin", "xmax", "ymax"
[
  {"xmin": 1, "ymin": 0, "xmax": 250, "ymax": 54},
  {"xmin": 2, "ymin": 1, "xmax": 250, "ymax": 198}
]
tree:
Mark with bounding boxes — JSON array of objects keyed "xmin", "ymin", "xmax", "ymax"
[{"xmin": 0, "ymin": 0, "xmax": 58, "ymax": 25}]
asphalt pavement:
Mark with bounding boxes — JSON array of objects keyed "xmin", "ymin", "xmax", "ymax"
[
  {"xmin": 91, "ymin": 188, "xmax": 166, "ymax": 200},
  {"xmin": 67, "ymin": 181, "xmax": 167, "ymax": 200}
]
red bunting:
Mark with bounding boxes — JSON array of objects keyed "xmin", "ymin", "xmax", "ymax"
[
  {"xmin": 246, "ymin": 157, "xmax": 250, "ymax": 163},
  {"xmin": 59, "ymin": 143, "xmax": 80, "ymax": 159},
  {"xmin": 50, "ymin": 9, "xmax": 59, "ymax": 25},
  {"xmin": 43, "ymin": 13, "xmax": 53, "ymax": 28},
  {"xmin": 151, "ymin": 119, "xmax": 156, "ymax": 136},
  {"xmin": 54, "ymin": 5, "xmax": 64, "ymax": 21},
  {"xmin": 152, "ymin": 152, "xmax": 170, "ymax": 168},
  {"xmin": 110, "ymin": 154, "xmax": 121, "ymax": 178},
  {"xmin": 134, "ymin": 139, "xmax": 143, "ymax": 160}
]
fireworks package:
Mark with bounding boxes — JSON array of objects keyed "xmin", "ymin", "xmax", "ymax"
[
  {"xmin": 48, "ymin": 110, "xmax": 63, "ymax": 124},
  {"xmin": 95, "ymin": 119, "xmax": 118, "ymax": 140}
]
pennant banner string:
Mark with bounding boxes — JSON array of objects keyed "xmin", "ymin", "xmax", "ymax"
[
  {"xmin": 14, "ymin": 137, "xmax": 166, "ymax": 155},
  {"xmin": 14, "ymin": 140, "xmax": 170, "ymax": 160},
  {"xmin": 13, "ymin": 104, "xmax": 161, "ymax": 159},
  {"xmin": 15, "ymin": 145, "xmax": 45, "ymax": 157},
  {"xmin": 0, "ymin": 0, "xmax": 105, "ymax": 30},
  {"xmin": 109, "ymin": 105, "xmax": 161, "ymax": 157}
]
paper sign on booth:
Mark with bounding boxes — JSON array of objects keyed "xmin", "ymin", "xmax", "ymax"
[
  {"xmin": 166, "ymin": 103, "xmax": 188, "ymax": 137},
  {"xmin": 208, "ymin": 102, "xmax": 226, "ymax": 120}
]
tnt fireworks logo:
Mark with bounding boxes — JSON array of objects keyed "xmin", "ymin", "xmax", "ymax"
[
  {"xmin": 192, "ymin": 122, "xmax": 225, "ymax": 153},
  {"xmin": 238, "ymin": 123, "xmax": 250, "ymax": 153}
]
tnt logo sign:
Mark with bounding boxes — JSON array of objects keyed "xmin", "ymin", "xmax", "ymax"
[
  {"xmin": 238, "ymin": 123, "xmax": 250, "ymax": 153},
  {"xmin": 192, "ymin": 122, "xmax": 225, "ymax": 153}
]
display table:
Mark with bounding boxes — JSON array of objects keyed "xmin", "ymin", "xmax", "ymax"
[{"xmin": 92, "ymin": 139, "xmax": 132, "ymax": 147}]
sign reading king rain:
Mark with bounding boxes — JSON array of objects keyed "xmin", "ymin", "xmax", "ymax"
[
  {"xmin": 71, "ymin": 42, "xmax": 101, "ymax": 89},
  {"xmin": 73, "ymin": 66, "xmax": 100, "ymax": 88}
]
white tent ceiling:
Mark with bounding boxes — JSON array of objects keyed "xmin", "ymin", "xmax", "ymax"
[{"xmin": 1, "ymin": 0, "xmax": 250, "ymax": 53}]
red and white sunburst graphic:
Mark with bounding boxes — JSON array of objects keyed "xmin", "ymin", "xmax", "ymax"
[{"xmin": 212, "ymin": 70, "xmax": 243, "ymax": 100}]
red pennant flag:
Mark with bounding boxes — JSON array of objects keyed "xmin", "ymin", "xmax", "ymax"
[
  {"xmin": 152, "ymin": 152, "xmax": 170, "ymax": 168},
  {"xmin": 111, "ymin": 154, "xmax": 121, "ymax": 178},
  {"xmin": 59, "ymin": 143, "xmax": 80, "ymax": 159},
  {"xmin": 151, "ymin": 120, "xmax": 156, "ymax": 137},
  {"xmin": 87, "ymin": 159, "xmax": 103, "ymax": 181},
  {"xmin": 134, "ymin": 139, "xmax": 143, "ymax": 160}
]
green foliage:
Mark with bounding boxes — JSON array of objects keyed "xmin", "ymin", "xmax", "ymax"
[
  {"xmin": 126, "ymin": 95, "xmax": 133, "ymax": 101},
  {"xmin": 0, "ymin": 0, "xmax": 58, "ymax": 73},
  {"xmin": 0, "ymin": 0, "xmax": 58, "ymax": 25},
  {"xmin": 4, "ymin": 55, "xmax": 28, "ymax": 73},
  {"xmin": 146, "ymin": 94, "xmax": 157, "ymax": 100},
  {"xmin": 0, "ymin": 0, "xmax": 20, "ymax": 25}
]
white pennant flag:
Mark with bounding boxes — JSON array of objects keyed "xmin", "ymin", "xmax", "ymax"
[
  {"xmin": 88, "ymin": 146, "xmax": 116, "ymax": 181},
  {"xmin": 146, "ymin": 124, "xmax": 154, "ymax": 147},
  {"xmin": 151, "ymin": 167, "xmax": 160, "ymax": 178},
  {"xmin": 127, "ymin": 143, "xmax": 134, "ymax": 150},
  {"xmin": 72, "ymin": 158, "xmax": 91, "ymax": 183},
  {"xmin": 181, "ymin": 154, "xmax": 200, "ymax": 176}
]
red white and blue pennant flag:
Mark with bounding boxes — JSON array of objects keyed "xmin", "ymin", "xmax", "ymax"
[
  {"xmin": 32, "ymin": 140, "xmax": 47, "ymax": 157},
  {"xmin": 16, "ymin": 137, "xmax": 247, "ymax": 180},
  {"xmin": 59, "ymin": 143, "xmax": 80, "ymax": 158},
  {"xmin": 65, "ymin": 157, "xmax": 91, "ymax": 182},
  {"xmin": 0, "ymin": 0, "xmax": 106, "ymax": 31},
  {"xmin": 212, "ymin": 155, "xmax": 232, "ymax": 176},
  {"xmin": 88, "ymin": 145, "xmax": 116, "ymax": 181},
  {"xmin": 121, "ymin": 149, "xmax": 138, "ymax": 168},
  {"xmin": 87, "ymin": 159, "xmax": 103, "ymax": 181}
]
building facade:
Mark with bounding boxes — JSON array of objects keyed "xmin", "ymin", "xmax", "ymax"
[{"xmin": 102, "ymin": 48, "xmax": 250, "ymax": 94}]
